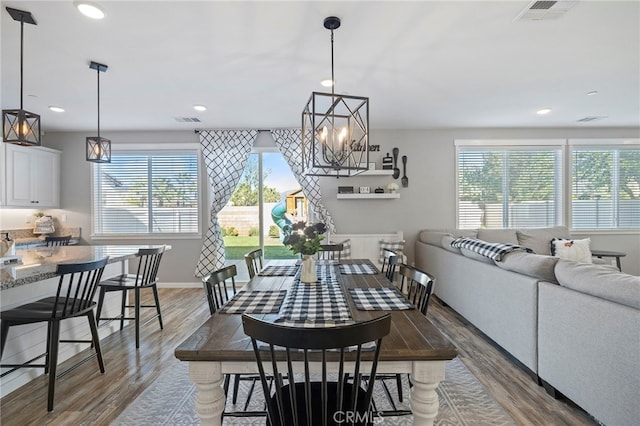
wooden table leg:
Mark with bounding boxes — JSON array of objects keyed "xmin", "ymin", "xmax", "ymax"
[
  {"xmin": 409, "ymin": 360, "xmax": 447, "ymax": 425},
  {"xmin": 188, "ymin": 361, "xmax": 226, "ymax": 426}
]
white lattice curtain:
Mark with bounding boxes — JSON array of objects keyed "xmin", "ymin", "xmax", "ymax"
[
  {"xmin": 195, "ymin": 130, "xmax": 257, "ymax": 278},
  {"xmin": 271, "ymin": 128, "xmax": 336, "ymax": 234}
]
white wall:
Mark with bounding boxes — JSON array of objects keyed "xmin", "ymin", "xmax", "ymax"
[{"xmin": 9, "ymin": 126, "xmax": 637, "ymax": 282}]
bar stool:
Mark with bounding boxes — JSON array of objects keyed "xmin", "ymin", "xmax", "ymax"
[
  {"xmin": 0, "ymin": 257, "xmax": 109, "ymax": 412},
  {"xmin": 44, "ymin": 235, "xmax": 71, "ymax": 247},
  {"xmin": 96, "ymin": 246, "xmax": 165, "ymax": 349}
]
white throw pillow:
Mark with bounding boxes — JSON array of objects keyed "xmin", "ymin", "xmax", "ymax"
[{"xmin": 551, "ymin": 238, "xmax": 593, "ymax": 264}]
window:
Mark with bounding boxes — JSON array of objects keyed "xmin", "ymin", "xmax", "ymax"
[
  {"xmin": 456, "ymin": 141, "xmax": 563, "ymax": 229},
  {"xmin": 93, "ymin": 150, "xmax": 199, "ymax": 236},
  {"xmin": 571, "ymin": 143, "xmax": 640, "ymax": 230}
]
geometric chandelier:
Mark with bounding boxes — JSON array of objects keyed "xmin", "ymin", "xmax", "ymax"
[
  {"xmin": 2, "ymin": 7, "xmax": 41, "ymax": 146},
  {"xmin": 86, "ymin": 61, "xmax": 111, "ymax": 163},
  {"xmin": 301, "ymin": 16, "xmax": 369, "ymax": 177}
]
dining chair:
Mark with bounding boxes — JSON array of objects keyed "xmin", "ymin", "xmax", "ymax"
[
  {"xmin": 96, "ymin": 246, "xmax": 165, "ymax": 349},
  {"xmin": 242, "ymin": 313, "xmax": 392, "ymax": 426},
  {"xmin": 316, "ymin": 243, "xmax": 344, "ymax": 261},
  {"xmin": 381, "ymin": 248, "xmax": 399, "ymax": 284},
  {"xmin": 0, "ymin": 257, "xmax": 109, "ymax": 412},
  {"xmin": 398, "ymin": 264, "xmax": 435, "ymax": 315},
  {"xmin": 244, "ymin": 248, "xmax": 263, "ymax": 279},
  {"xmin": 44, "ymin": 235, "xmax": 71, "ymax": 247}
]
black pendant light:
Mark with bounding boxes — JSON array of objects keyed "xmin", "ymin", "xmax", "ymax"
[
  {"xmin": 301, "ymin": 16, "xmax": 369, "ymax": 177},
  {"xmin": 86, "ymin": 61, "xmax": 111, "ymax": 163},
  {"xmin": 2, "ymin": 7, "xmax": 41, "ymax": 146}
]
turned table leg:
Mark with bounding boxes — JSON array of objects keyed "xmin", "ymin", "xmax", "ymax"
[
  {"xmin": 188, "ymin": 361, "xmax": 226, "ymax": 426},
  {"xmin": 409, "ymin": 360, "xmax": 447, "ymax": 426}
]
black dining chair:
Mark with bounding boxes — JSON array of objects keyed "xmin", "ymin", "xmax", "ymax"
[
  {"xmin": 44, "ymin": 235, "xmax": 71, "ymax": 247},
  {"xmin": 316, "ymin": 243, "xmax": 344, "ymax": 261},
  {"xmin": 0, "ymin": 257, "xmax": 109, "ymax": 412},
  {"xmin": 242, "ymin": 313, "xmax": 392, "ymax": 426},
  {"xmin": 96, "ymin": 246, "xmax": 165, "ymax": 349},
  {"xmin": 381, "ymin": 248, "xmax": 399, "ymax": 284},
  {"xmin": 398, "ymin": 264, "xmax": 435, "ymax": 315},
  {"xmin": 244, "ymin": 248, "xmax": 263, "ymax": 279}
]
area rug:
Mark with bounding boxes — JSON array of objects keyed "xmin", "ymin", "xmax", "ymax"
[{"xmin": 111, "ymin": 358, "xmax": 514, "ymax": 425}]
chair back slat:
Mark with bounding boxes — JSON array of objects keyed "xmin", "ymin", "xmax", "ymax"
[
  {"xmin": 316, "ymin": 244, "xmax": 344, "ymax": 261},
  {"xmin": 53, "ymin": 258, "xmax": 108, "ymax": 319},
  {"xmin": 242, "ymin": 314, "xmax": 391, "ymax": 426},
  {"xmin": 133, "ymin": 246, "xmax": 165, "ymax": 287},
  {"xmin": 399, "ymin": 264, "xmax": 435, "ymax": 315},
  {"xmin": 244, "ymin": 249, "xmax": 263, "ymax": 278}
]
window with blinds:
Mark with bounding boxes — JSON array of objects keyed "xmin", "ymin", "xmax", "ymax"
[
  {"xmin": 92, "ymin": 151, "xmax": 199, "ymax": 236},
  {"xmin": 571, "ymin": 146, "xmax": 640, "ymax": 230},
  {"xmin": 457, "ymin": 146, "xmax": 563, "ymax": 229}
]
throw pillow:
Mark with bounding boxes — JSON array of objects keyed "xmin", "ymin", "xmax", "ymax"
[
  {"xmin": 550, "ymin": 238, "xmax": 593, "ymax": 263},
  {"xmin": 339, "ymin": 239, "xmax": 351, "ymax": 259},
  {"xmin": 379, "ymin": 240, "xmax": 405, "ymax": 264}
]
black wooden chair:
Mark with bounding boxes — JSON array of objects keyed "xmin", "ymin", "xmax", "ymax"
[
  {"xmin": 44, "ymin": 235, "xmax": 71, "ymax": 247},
  {"xmin": 244, "ymin": 248, "xmax": 263, "ymax": 279},
  {"xmin": 0, "ymin": 257, "xmax": 109, "ymax": 412},
  {"xmin": 316, "ymin": 243, "xmax": 344, "ymax": 261},
  {"xmin": 96, "ymin": 246, "xmax": 165, "ymax": 349},
  {"xmin": 242, "ymin": 313, "xmax": 391, "ymax": 426},
  {"xmin": 381, "ymin": 248, "xmax": 399, "ymax": 284},
  {"xmin": 398, "ymin": 264, "xmax": 435, "ymax": 315}
]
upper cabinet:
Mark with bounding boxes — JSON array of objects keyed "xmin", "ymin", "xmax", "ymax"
[{"xmin": 3, "ymin": 144, "xmax": 61, "ymax": 208}]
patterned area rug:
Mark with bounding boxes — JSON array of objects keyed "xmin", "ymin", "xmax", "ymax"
[{"xmin": 112, "ymin": 358, "xmax": 514, "ymax": 425}]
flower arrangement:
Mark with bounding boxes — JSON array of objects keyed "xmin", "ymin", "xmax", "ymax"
[
  {"xmin": 387, "ymin": 182, "xmax": 399, "ymax": 193},
  {"xmin": 282, "ymin": 221, "xmax": 327, "ymax": 256}
]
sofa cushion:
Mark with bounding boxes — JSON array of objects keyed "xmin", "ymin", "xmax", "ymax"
[
  {"xmin": 551, "ymin": 238, "xmax": 593, "ymax": 264},
  {"xmin": 418, "ymin": 229, "xmax": 477, "ymax": 247},
  {"xmin": 495, "ymin": 251, "xmax": 559, "ymax": 283},
  {"xmin": 477, "ymin": 229, "xmax": 519, "ymax": 245},
  {"xmin": 516, "ymin": 226, "xmax": 570, "ymax": 255},
  {"xmin": 441, "ymin": 235, "xmax": 462, "ymax": 254},
  {"xmin": 555, "ymin": 259, "xmax": 640, "ymax": 310}
]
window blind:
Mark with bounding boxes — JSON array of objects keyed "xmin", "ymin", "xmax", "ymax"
[
  {"xmin": 93, "ymin": 151, "xmax": 199, "ymax": 235},
  {"xmin": 457, "ymin": 146, "xmax": 563, "ymax": 229}
]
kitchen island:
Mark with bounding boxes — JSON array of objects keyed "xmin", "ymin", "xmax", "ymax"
[{"xmin": 0, "ymin": 245, "xmax": 168, "ymax": 397}]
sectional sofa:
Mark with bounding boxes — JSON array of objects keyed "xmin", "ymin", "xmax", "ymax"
[{"xmin": 415, "ymin": 226, "xmax": 640, "ymax": 426}]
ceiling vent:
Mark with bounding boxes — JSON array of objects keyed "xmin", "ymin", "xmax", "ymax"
[
  {"xmin": 577, "ymin": 116, "xmax": 607, "ymax": 123},
  {"xmin": 174, "ymin": 117, "xmax": 201, "ymax": 123},
  {"xmin": 515, "ymin": 1, "xmax": 578, "ymax": 21}
]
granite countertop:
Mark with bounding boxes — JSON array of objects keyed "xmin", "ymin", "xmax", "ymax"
[{"xmin": 0, "ymin": 245, "xmax": 169, "ymax": 290}]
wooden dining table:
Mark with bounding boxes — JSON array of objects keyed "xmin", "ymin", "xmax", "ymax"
[{"xmin": 174, "ymin": 260, "xmax": 458, "ymax": 425}]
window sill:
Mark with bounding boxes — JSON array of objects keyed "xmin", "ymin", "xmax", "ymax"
[{"xmin": 91, "ymin": 233, "xmax": 202, "ymax": 240}]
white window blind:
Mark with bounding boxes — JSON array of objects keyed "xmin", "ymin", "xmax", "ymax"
[
  {"xmin": 457, "ymin": 146, "xmax": 563, "ymax": 229},
  {"xmin": 571, "ymin": 146, "xmax": 640, "ymax": 230},
  {"xmin": 93, "ymin": 151, "xmax": 199, "ymax": 236}
]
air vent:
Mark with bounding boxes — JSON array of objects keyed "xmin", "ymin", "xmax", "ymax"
[
  {"xmin": 577, "ymin": 116, "xmax": 607, "ymax": 123},
  {"xmin": 515, "ymin": 0, "xmax": 578, "ymax": 21},
  {"xmin": 174, "ymin": 117, "xmax": 201, "ymax": 123}
]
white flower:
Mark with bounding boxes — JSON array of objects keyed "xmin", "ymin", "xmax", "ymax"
[{"xmin": 387, "ymin": 182, "xmax": 399, "ymax": 191}]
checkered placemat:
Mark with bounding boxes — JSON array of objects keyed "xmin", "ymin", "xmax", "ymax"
[
  {"xmin": 349, "ymin": 287, "xmax": 414, "ymax": 311},
  {"xmin": 279, "ymin": 283, "xmax": 352, "ymax": 322},
  {"xmin": 219, "ymin": 290, "xmax": 287, "ymax": 314},
  {"xmin": 339, "ymin": 263, "xmax": 378, "ymax": 275},
  {"xmin": 258, "ymin": 265, "xmax": 299, "ymax": 276}
]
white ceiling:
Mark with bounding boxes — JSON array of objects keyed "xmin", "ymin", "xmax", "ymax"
[{"xmin": 1, "ymin": 1, "xmax": 639, "ymax": 133}]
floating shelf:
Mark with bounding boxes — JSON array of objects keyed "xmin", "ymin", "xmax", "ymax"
[
  {"xmin": 337, "ymin": 193, "xmax": 400, "ymax": 199},
  {"xmin": 359, "ymin": 169, "xmax": 394, "ymax": 176}
]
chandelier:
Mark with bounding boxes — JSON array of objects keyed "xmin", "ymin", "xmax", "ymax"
[{"xmin": 301, "ymin": 16, "xmax": 369, "ymax": 177}]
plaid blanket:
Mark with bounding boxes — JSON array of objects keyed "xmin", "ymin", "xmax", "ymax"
[
  {"xmin": 219, "ymin": 290, "xmax": 287, "ymax": 314},
  {"xmin": 349, "ymin": 287, "xmax": 414, "ymax": 311},
  {"xmin": 451, "ymin": 237, "xmax": 532, "ymax": 261}
]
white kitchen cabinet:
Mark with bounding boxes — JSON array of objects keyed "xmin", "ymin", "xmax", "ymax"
[
  {"xmin": 0, "ymin": 144, "xmax": 5, "ymax": 206},
  {"xmin": 4, "ymin": 144, "xmax": 60, "ymax": 208}
]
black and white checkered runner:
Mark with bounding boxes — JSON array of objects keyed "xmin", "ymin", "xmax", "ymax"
[
  {"xmin": 258, "ymin": 265, "xmax": 299, "ymax": 277},
  {"xmin": 219, "ymin": 290, "xmax": 287, "ymax": 314},
  {"xmin": 349, "ymin": 287, "xmax": 414, "ymax": 311},
  {"xmin": 339, "ymin": 262, "xmax": 378, "ymax": 275}
]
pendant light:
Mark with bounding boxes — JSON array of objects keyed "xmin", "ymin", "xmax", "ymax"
[
  {"xmin": 86, "ymin": 61, "xmax": 111, "ymax": 163},
  {"xmin": 2, "ymin": 7, "xmax": 41, "ymax": 146},
  {"xmin": 301, "ymin": 16, "xmax": 369, "ymax": 177}
]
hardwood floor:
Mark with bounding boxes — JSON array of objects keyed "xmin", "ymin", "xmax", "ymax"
[{"xmin": 0, "ymin": 288, "xmax": 597, "ymax": 425}]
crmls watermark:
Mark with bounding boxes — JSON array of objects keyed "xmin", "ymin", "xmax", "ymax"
[{"xmin": 333, "ymin": 411, "xmax": 384, "ymax": 424}]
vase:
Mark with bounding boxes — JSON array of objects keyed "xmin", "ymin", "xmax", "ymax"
[{"xmin": 300, "ymin": 254, "xmax": 317, "ymax": 283}]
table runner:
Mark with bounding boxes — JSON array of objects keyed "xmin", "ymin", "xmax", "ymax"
[
  {"xmin": 349, "ymin": 287, "xmax": 414, "ymax": 311},
  {"xmin": 339, "ymin": 262, "xmax": 378, "ymax": 275},
  {"xmin": 218, "ymin": 290, "xmax": 287, "ymax": 314},
  {"xmin": 258, "ymin": 265, "xmax": 299, "ymax": 276}
]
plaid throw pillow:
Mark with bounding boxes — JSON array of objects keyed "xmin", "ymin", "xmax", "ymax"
[{"xmin": 379, "ymin": 240, "xmax": 405, "ymax": 264}]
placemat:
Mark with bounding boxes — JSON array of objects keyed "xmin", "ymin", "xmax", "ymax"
[
  {"xmin": 279, "ymin": 283, "xmax": 352, "ymax": 322},
  {"xmin": 258, "ymin": 265, "xmax": 299, "ymax": 276},
  {"xmin": 218, "ymin": 290, "xmax": 287, "ymax": 314},
  {"xmin": 349, "ymin": 287, "xmax": 414, "ymax": 311},
  {"xmin": 340, "ymin": 263, "xmax": 378, "ymax": 275}
]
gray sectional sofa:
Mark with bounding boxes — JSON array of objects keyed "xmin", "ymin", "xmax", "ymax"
[{"xmin": 415, "ymin": 226, "xmax": 640, "ymax": 426}]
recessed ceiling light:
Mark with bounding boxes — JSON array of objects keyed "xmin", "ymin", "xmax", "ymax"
[
  {"xmin": 193, "ymin": 105, "xmax": 207, "ymax": 112},
  {"xmin": 48, "ymin": 106, "xmax": 65, "ymax": 113},
  {"xmin": 536, "ymin": 108, "xmax": 552, "ymax": 115},
  {"xmin": 75, "ymin": 2, "xmax": 105, "ymax": 19},
  {"xmin": 321, "ymin": 79, "xmax": 334, "ymax": 87},
  {"xmin": 586, "ymin": 91, "xmax": 598, "ymax": 96}
]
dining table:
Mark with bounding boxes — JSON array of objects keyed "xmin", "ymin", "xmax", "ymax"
[{"xmin": 174, "ymin": 259, "xmax": 458, "ymax": 425}]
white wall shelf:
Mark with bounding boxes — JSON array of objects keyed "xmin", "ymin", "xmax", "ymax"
[
  {"xmin": 337, "ymin": 193, "xmax": 400, "ymax": 200},
  {"xmin": 360, "ymin": 169, "xmax": 394, "ymax": 176}
]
